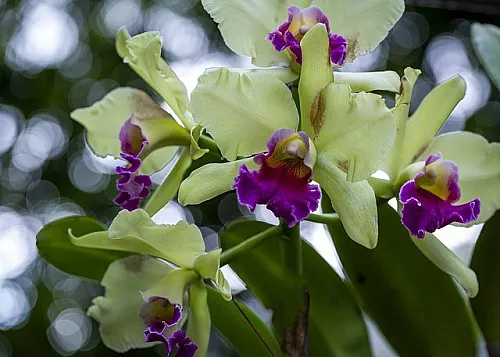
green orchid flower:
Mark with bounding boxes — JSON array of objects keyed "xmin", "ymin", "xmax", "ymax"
[
  {"xmin": 70, "ymin": 209, "xmax": 231, "ymax": 356},
  {"xmin": 374, "ymin": 67, "xmax": 500, "ymax": 297},
  {"xmin": 70, "ymin": 28, "xmax": 208, "ymax": 212},
  {"xmin": 179, "ymin": 25, "xmax": 396, "ymax": 249}
]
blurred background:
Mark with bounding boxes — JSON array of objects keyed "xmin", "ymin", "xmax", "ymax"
[{"xmin": 0, "ymin": 0, "xmax": 499, "ymax": 356}]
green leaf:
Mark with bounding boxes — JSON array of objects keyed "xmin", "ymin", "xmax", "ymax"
[
  {"xmin": 325, "ymin": 202, "xmax": 478, "ymax": 357},
  {"xmin": 299, "ymin": 23, "xmax": 333, "ymax": 138},
  {"xmin": 334, "ymin": 71, "xmax": 401, "ymax": 92},
  {"xmin": 115, "ymin": 28, "xmax": 190, "ymax": 126},
  {"xmin": 314, "ymin": 155, "xmax": 378, "ymax": 248},
  {"xmin": 70, "ymin": 87, "xmax": 186, "ymax": 174},
  {"xmin": 219, "ymin": 220, "xmax": 370, "ymax": 357},
  {"xmin": 201, "ymin": 0, "xmax": 309, "ymax": 66},
  {"xmin": 398, "ymin": 75, "xmax": 466, "ymax": 171},
  {"xmin": 314, "ymin": 82, "xmax": 395, "ymax": 182},
  {"xmin": 70, "ymin": 209, "xmax": 205, "ymax": 269},
  {"xmin": 471, "ymin": 23, "xmax": 500, "ymax": 91},
  {"xmin": 312, "ymin": 0, "xmax": 404, "ymax": 60},
  {"xmin": 190, "ymin": 68, "xmax": 299, "ymax": 160},
  {"xmin": 144, "ymin": 148, "xmax": 192, "ymax": 217},
  {"xmin": 187, "ymin": 281, "xmax": 211, "ymax": 357},
  {"xmin": 88, "ymin": 255, "xmax": 173, "ymax": 352},
  {"xmin": 418, "ymin": 131, "xmax": 500, "ymax": 223},
  {"xmin": 206, "ymin": 286, "xmax": 283, "ymax": 357},
  {"xmin": 470, "ymin": 211, "xmax": 500, "ymax": 354},
  {"xmin": 178, "ymin": 158, "xmax": 258, "ymax": 205},
  {"xmin": 36, "ymin": 216, "xmax": 128, "ymax": 282}
]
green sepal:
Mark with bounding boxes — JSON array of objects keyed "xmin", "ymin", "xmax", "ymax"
[
  {"xmin": 206, "ymin": 286, "xmax": 283, "ymax": 357},
  {"xmin": 36, "ymin": 216, "xmax": 129, "ymax": 282},
  {"xmin": 187, "ymin": 281, "xmax": 211, "ymax": 357},
  {"xmin": 219, "ymin": 220, "xmax": 370, "ymax": 357},
  {"xmin": 194, "ymin": 249, "xmax": 232, "ymax": 300},
  {"xmin": 470, "ymin": 211, "xmax": 500, "ymax": 354},
  {"xmin": 334, "ymin": 71, "xmax": 401, "ymax": 92},
  {"xmin": 324, "ymin": 201, "xmax": 478, "ymax": 357}
]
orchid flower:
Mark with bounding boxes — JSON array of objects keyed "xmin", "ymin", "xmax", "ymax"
[
  {"xmin": 69, "ymin": 209, "xmax": 231, "ymax": 356},
  {"xmin": 179, "ymin": 25, "xmax": 396, "ymax": 248},
  {"xmin": 372, "ymin": 67, "xmax": 500, "ymax": 297},
  {"xmin": 70, "ymin": 28, "xmax": 207, "ymax": 211}
]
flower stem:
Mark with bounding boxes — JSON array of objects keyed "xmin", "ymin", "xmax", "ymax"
[
  {"xmin": 290, "ymin": 223, "xmax": 303, "ymax": 275},
  {"xmin": 305, "ymin": 212, "xmax": 340, "ymax": 224},
  {"xmin": 220, "ymin": 225, "xmax": 282, "ymax": 266}
]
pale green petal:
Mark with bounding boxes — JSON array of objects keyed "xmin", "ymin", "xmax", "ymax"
[
  {"xmin": 334, "ymin": 71, "xmax": 401, "ymax": 92},
  {"xmin": 314, "ymin": 155, "xmax": 378, "ymax": 248},
  {"xmin": 194, "ymin": 249, "xmax": 232, "ymax": 300},
  {"xmin": 115, "ymin": 27, "xmax": 191, "ymax": 126},
  {"xmin": 471, "ymin": 23, "xmax": 500, "ymax": 91},
  {"xmin": 189, "ymin": 124, "xmax": 209, "ymax": 160},
  {"xmin": 313, "ymin": 0, "xmax": 404, "ymax": 60},
  {"xmin": 70, "ymin": 209, "xmax": 205, "ymax": 268},
  {"xmin": 87, "ymin": 255, "xmax": 172, "ymax": 352},
  {"xmin": 190, "ymin": 68, "xmax": 299, "ymax": 160},
  {"xmin": 142, "ymin": 269, "xmax": 199, "ymax": 305},
  {"xmin": 201, "ymin": 0, "xmax": 310, "ymax": 66},
  {"xmin": 227, "ymin": 67, "xmax": 299, "ymax": 84},
  {"xmin": 419, "ymin": 131, "xmax": 500, "ymax": 223},
  {"xmin": 384, "ymin": 67, "xmax": 421, "ymax": 179},
  {"xmin": 412, "ymin": 233, "xmax": 478, "ymax": 297},
  {"xmin": 178, "ymin": 158, "xmax": 258, "ymax": 205},
  {"xmin": 398, "ymin": 75, "xmax": 466, "ymax": 171},
  {"xmin": 314, "ymin": 82, "xmax": 395, "ymax": 182},
  {"xmin": 299, "ymin": 24, "xmax": 333, "ymax": 138},
  {"xmin": 187, "ymin": 281, "xmax": 211, "ymax": 357},
  {"xmin": 140, "ymin": 147, "xmax": 179, "ymax": 176}
]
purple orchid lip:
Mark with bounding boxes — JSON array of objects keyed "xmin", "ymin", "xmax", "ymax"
[
  {"xmin": 399, "ymin": 153, "xmax": 481, "ymax": 238},
  {"xmin": 144, "ymin": 329, "xmax": 198, "ymax": 357},
  {"xmin": 267, "ymin": 5, "xmax": 347, "ymax": 66},
  {"xmin": 113, "ymin": 118, "xmax": 152, "ymax": 211},
  {"xmin": 233, "ymin": 129, "xmax": 321, "ymax": 227},
  {"xmin": 139, "ymin": 297, "xmax": 182, "ymax": 334}
]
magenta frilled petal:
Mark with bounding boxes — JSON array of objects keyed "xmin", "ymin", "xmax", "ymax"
[
  {"xmin": 167, "ymin": 330, "xmax": 198, "ymax": 357},
  {"xmin": 140, "ymin": 297, "xmax": 182, "ymax": 334},
  {"xmin": 266, "ymin": 5, "xmax": 347, "ymax": 66},
  {"xmin": 400, "ymin": 181, "xmax": 481, "ymax": 238},
  {"xmin": 329, "ymin": 33, "xmax": 347, "ymax": 65},
  {"xmin": 233, "ymin": 129, "xmax": 320, "ymax": 227},
  {"xmin": 113, "ymin": 119, "xmax": 152, "ymax": 210}
]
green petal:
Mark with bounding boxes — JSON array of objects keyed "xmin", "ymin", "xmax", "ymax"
[
  {"xmin": 144, "ymin": 148, "xmax": 192, "ymax": 217},
  {"xmin": 142, "ymin": 268, "xmax": 199, "ymax": 305},
  {"xmin": 384, "ymin": 67, "xmax": 421, "ymax": 179},
  {"xmin": 471, "ymin": 23, "xmax": 500, "ymax": 91},
  {"xmin": 418, "ymin": 131, "xmax": 500, "ymax": 223},
  {"xmin": 194, "ymin": 249, "xmax": 232, "ymax": 300},
  {"xmin": 313, "ymin": 0, "xmax": 404, "ymax": 60},
  {"xmin": 140, "ymin": 147, "xmax": 179, "ymax": 176},
  {"xmin": 189, "ymin": 124, "xmax": 209, "ymax": 160},
  {"xmin": 299, "ymin": 24, "xmax": 333, "ymax": 138},
  {"xmin": 398, "ymin": 75, "xmax": 466, "ymax": 171},
  {"xmin": 70, "ymin": 209, "xmax": 205, "ymax": 268},
  {"xmin": 314, "ymin": 82, "xmax": 395, "ymax": 182},
  {"xmin": 187, "ymin": 281, "xmax": 211, "ymax": 357},
  {"xmin": 70, "ymin": 87, "xmax": 186, "ymax": 174},
  {"xmin": 412, "ymin": 232, "xmax": 478, "ymax": 297},
  {"xmin": 334, "ymin": 71, "xmax": 401, "ymax": 92},
  {"xmin": 178, "ymin": 158, "xmax": 258, "ymax": 205},
  {"xmin": 190, "ymin": 68, "xmax": 299, "ymax": 160},
  {"xmin": 314, "ymin": 156, "xmax": 378, "ymax": 248},
  {"xmin": 201, "ymin": 0, "xmax": 309, "ymax": 66},
  {"xmin": 115, "ymin": 27, "xmax": 191, "ymax": 126},
  {"xmin": 231, "ymin": 67, "xmax": 299, "ymax": 84},
  {"xmin": 87, "ymin": 255, "xmax": 172, "ymax": 352}
]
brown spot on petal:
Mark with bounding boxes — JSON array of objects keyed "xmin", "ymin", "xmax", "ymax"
[
  {"xmin": 123, "ymin": 255, "xmax": 146, "ymax": 273},
  {"xmin": 337, "ymin": 159, "xmax": 350, "ymax": 174},
  {"xmin": 346, "ymin": 35, "xmax": 360, "ymax": 62},
  {"xmin": 309, "ymin": 91, "xmax": 326, "ymax": 138}
]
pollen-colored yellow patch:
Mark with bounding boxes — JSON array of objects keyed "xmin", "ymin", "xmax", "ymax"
[
  {"xmin": 150, "ymin": 299, "xmax": 176, "ymax": 323},
  {"xmin": 266, "ymin": 134, "xmax": 311, "ymax": 179},
  {"xmin": 415, "ymin": 160, "xmax": 456, "ymax": 201}
]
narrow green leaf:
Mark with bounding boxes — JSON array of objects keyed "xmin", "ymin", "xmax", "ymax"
[
  {"xmin": 206, "ymin": 286, "xmax": 282, "ymax": 357},
  {"xmin": 470, "ymin": 211, "xmax": 500, "ymax": 355},
  {"xmin": 325, "ymin": 201, "xmax": 477, "ymax": 357},
  {"xmin": 144, "ymin": 148, "xmax": 192, "ymax": 217},
  {"xmin": 471, "ymin": 23, "xmax": 500, "ymax": 91},
  {"xmin": 36, "ymin": 216, "xmax": 129, "ymax": 282},
  {"xmin": 219, "ymin": 220, "xmax": 370, "ymax": 357}
]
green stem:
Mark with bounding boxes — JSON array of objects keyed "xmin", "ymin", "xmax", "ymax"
[
  {"xmin": 290, "ymin": 223, "xmax": 302, "ymax": 276},
  {"xmin": 220, "ymin": 225, "xmax": 282, "ymax": 266},
  {"xmin": 197, "ymin": 135, "xmax": 220, "ymax": 154},
  {"xmin": 305, "ymin": 212, "xmax": 340, "ymax": 224}
]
